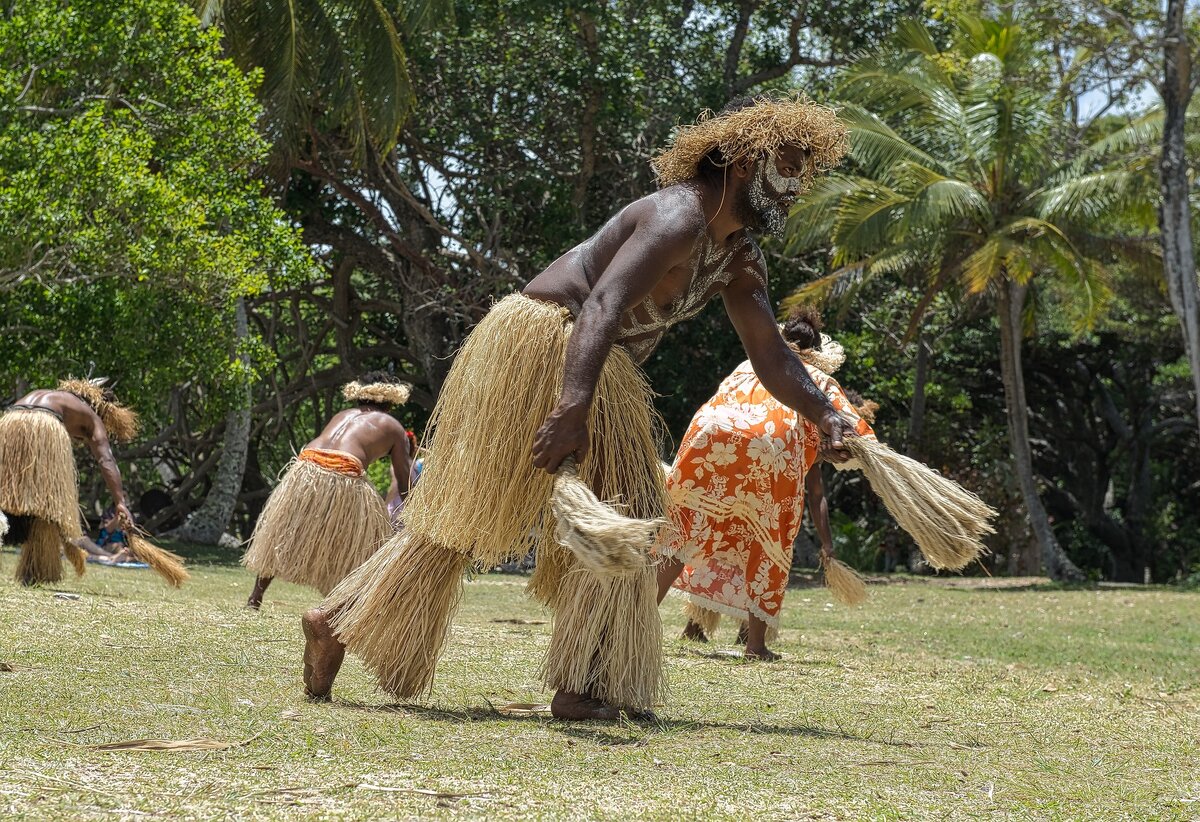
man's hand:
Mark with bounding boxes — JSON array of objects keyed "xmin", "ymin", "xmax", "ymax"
[
  {"xmin": 818, "ymin": 412, "xmax": 853, "ymax": 463},
  {"xmin": 114, "ymin": 501, "xmax": 134, "ymax": 530},
  {"xmin": 532, "ymin": 403, "xmax": 590, "ymax": 473}
]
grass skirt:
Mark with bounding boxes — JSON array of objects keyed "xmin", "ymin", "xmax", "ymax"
[
  {"xmin": 0, "ymin": 410, "xmax": 82, "ymax": 539},
  {"xmin": 14, "ymin": 518, "xmax": 64, "ymax": 585},
  {"xmin": 244, "ymin": 458, "xmax": 390, "ymax": 596},
  {"xmin": 327, "ymin": 294, "xmax": 669, "ymax": 708}
]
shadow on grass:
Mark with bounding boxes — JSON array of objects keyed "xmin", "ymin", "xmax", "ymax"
[
  {"xmin": 329, "ymin": 699, "xmax": 911, "ymax": 747},
  {"xmin": 153, "ymin": 537, "xmax": 244, "ymax": 567}
]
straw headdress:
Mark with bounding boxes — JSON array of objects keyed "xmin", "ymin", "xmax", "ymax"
[
  {"xmin": 651, "ymin": 94, "xmax": 849, "ymax": 189},
  {"xmin": 58, "ymin": 378, "xmax": 139, "ymax": 442},
  {"xmin": 342, "ymin": 380, "xmax": 412, "ymax": 407},
  {"xmin": 795, "ymin": 334, "xmax": 846, "ymax": 374}
]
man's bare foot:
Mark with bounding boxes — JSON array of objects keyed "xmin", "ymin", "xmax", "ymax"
[
  {"xmin": 551, "ymin": 690, "xmax": 621, "ymax": 720},
  {"xmin": 245, "ymin": 596, "xmax": 262, "ymax": 610},
  {"xmin": 744, "ymin": 645, "xmax": 781, "ymax": 662},
  {"xmin": 681, "ymin": 620, "xmax": 708, "ymax": 643},
  {"xmin": 302, "ymin": 608, "xmax": 345, "ymax": 701}
]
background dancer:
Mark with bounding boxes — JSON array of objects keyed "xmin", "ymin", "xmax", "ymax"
[
  {"xmin": 243, "ymin": 373, "xmax": 412, "ymax": 609},
  {"xmin": 0, "ymin": 379, "xmax": 138, "ymax": 585}
]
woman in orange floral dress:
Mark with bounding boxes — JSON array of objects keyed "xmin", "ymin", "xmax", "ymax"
[{"xmin": 655, "ymin": 307, "xmax": 875, "ymax": 659}]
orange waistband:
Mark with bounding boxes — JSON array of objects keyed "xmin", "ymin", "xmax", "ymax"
[{"xmin": 298, "ymin": 448, "xmax": 365, "ymax": 477}]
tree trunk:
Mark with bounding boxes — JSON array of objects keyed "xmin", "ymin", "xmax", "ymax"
[
  {"xmin": 907, "ymin": 331, "xmax": 930, "ymax": 459},
  {"xmin": 996, "ymin": 280, "xmax": 1084, "ymax": 581},
  {"xmin": 167, "ymin": 299, "xmax": 252, "ymax": 545},
  {"xmin": 1160, "ymin": 0, "xmax": 1200, "ymax": 437}
]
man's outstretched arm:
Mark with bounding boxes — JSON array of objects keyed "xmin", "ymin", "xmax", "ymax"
[
  {"xmin": 721, "ymin": 271, "xmax": 850, "ymax": 459},
  {"xmin": 532, "ymin": 212, "xmax": 696, "ymax": 472},
  {"xmin": 85, "ymin": 423, "xmax": 133, "ymax": 527}
]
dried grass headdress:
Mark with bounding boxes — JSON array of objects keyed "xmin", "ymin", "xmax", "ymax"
[
  {"xmin": 59, "ymin": 378, "xmax": 139, "ymax": 442},
  {"xmin": 795, "ymin": 334, "xmax": 846, "ymax": 374},
  {"xmin": 342, "ymin": 380, "xmax": 412, "ymax": 407},
  {"xmin": 651, "ymin": 94, "xmax": 849, "ymax": 189}
]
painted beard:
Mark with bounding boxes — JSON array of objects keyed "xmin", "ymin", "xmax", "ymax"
[{"xmin": 733, "ymin": 156, "xmax": 801, "ymax": 237}]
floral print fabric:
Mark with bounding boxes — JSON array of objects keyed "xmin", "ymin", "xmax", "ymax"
[{"xmin": 660, "ymin": 359, "xmax": 874, "ymax": 627}]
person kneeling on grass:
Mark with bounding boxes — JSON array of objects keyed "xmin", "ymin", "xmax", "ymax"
[
  {"xmin": 655, "ymin": 306, "xmax": 877, "ymax": 660},
  {"xmin": 242, "ymin": 372, "xmax": 413, "ymax": 609}
]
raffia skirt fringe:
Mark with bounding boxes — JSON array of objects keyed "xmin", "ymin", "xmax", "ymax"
[
  {"xmin": 0, "ymin": 410, "xmax": 81, "ymax": 539},
  {"xmin": 326, "ymin": 294, "xmax": 669, "ymax": 709},
  {"xmin": 244, "ymin": 458, "xmax": 391, "ymax": 596}
]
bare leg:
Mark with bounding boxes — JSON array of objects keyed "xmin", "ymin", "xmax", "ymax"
[
  {"xmin": 246, "ymin": 575, "xmax": 273, "ymax": 610},
  {"xmin": 735, "ymin": 621, "xmax": 749, "ymax": 645},
  {"xmin": 743, "ymin": 615, "xmax": 780, "ymax": 661},
  {"xmin": 655, "ymin": 557, "xmax": 684, "ymax": 604},
  {"xmin": 302, "ymin": 607, "xmax": 345, "ymax": 701},
  {"xmin": 681, "ymin": 620, "xmax": 709, "ymax": 642}
]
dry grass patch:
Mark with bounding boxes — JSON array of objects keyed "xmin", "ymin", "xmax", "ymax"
[{"xmin": 0, "ymin": 550, "xmax": 1196, "ymax": 819}]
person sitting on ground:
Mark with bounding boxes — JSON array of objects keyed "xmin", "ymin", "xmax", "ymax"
[
  {"xmin": 75, "ymin": 506, "xmax": 136, "ymax": 564},
  {"xmin": 242, "ymin": 372, "xmax": 413, "ymax": 609}
]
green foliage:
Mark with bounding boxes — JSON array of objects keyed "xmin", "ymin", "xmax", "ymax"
[
  {"xmin": 0, "ymin": 0, "xmax": 311, "ymax": 295},
  {"xmin": 197, "ymin": 0, "xmax": 455, "ymax": 164}
]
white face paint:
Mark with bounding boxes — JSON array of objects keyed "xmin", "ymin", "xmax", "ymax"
[
  {"xmin": 745, "ymin": 153, "xmax": 800, "ymax": 237},
  {"xmin": 763, "ymin": 152, "xmax": 804, "ymax": 198}
]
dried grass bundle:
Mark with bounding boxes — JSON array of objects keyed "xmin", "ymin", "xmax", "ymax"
[
  {"xmin": 526, "ymin": 540, "xmax": 572, "ymax": 608},
  {"xmin": 682, "ymin": 599, "xmax": 722, "ymax": 636},
  {"xmin": 58, "ymin": 379, "xmax": 139, "ymax": 442},
  {"xmin": 127, "ymin": 533, "xmax": 190, "ymax": 588},
  {"xmin": 402, "ymin": 294, "xmax": 667, "ymax": 569},
  {"xmin": 652, "ymin": 94, "xmax": 848, "ymax": 189},
  {"xmin": 821, "ymin": 553, "xmax": 867, "ymax": 606},
  {"xmin": 63, "ymin": 538, "xmax": 86, "ymax": 577},
  {"xmin": 541, "ymin": 562, "xmax": 664, "ymax": 711},
  {"xmin": 842, "ymin": 437, "xmax": 995, "ymax": 571},
  {"xmin": 244, "ymin": 457, "xmax": 391, "ymax": 595},
  {"xmin": 551, "ymin": 458, "xmax": 663, "ymax": 577},
  {"xmin": 0, "ymin": 409, "xmax": 83, "ymax": 538},
  {"xmin": 15, "ymin": 518, "xmax": 63, "ymax": 585},
  {"xmin": 326, "ymin": 532, "xmax": 467, "ymax": 698}
]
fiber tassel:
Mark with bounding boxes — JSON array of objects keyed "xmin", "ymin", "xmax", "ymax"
[
  {"xmin": 63, "ymin": 538, "xmax": 86, "ymax": 577},
  {"xmin": 551, "ymin": 457, "xmax": 663, "ymax": 577},
  {"xmin": 838, "ymin": 436, "xmax": 995, "ymax": 571},
  {"xmin": 127, "ymin": 532, "xmax": 190, "ymax": 588},
  {"xmin": 821, "ymin": 553, "xmax": 867, "ymax": 606}
]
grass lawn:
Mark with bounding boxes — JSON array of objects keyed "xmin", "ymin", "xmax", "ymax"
[{"xmin": 0, "ymin": 548, "xmax": 1197, "ymax": 820}]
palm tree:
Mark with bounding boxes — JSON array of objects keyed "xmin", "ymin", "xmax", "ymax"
[
  {"xmin": 175, "ymin": 1, "xmax": 449, "ymax": 544},
  {"xmin": 195, "ymin": 0, "xmax": 451, "ymax": 164},
  {"xmin": 785, "ymin": 14, "xmax": 1155, "ymax": 580}
]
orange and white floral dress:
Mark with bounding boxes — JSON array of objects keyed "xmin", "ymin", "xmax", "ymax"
[{"xmin": 659, "ymin": 359, "xmax": 875, "ymax": 627}]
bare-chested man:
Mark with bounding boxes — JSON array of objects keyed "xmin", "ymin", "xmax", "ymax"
[
  {"xmin": 302, "ymin": 96, "xmax": 854, "ymax": 720},
  {"xmin": 243, "ymin": 373, "xmax": 412, "ymax": 609},
  {"xmin": 0, "ymin": 379, "xmax": 139, "ymax": 585}
]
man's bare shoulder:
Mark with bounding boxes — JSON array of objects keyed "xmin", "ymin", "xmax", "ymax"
[{"xmin": 619, "ymin": 185, "xmax": 707, "ymax": 244}]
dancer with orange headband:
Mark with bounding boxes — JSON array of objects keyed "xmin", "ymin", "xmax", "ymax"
[{"xmin": 243, "ymin": 372, "xmax": 413, "ymax": 609}]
